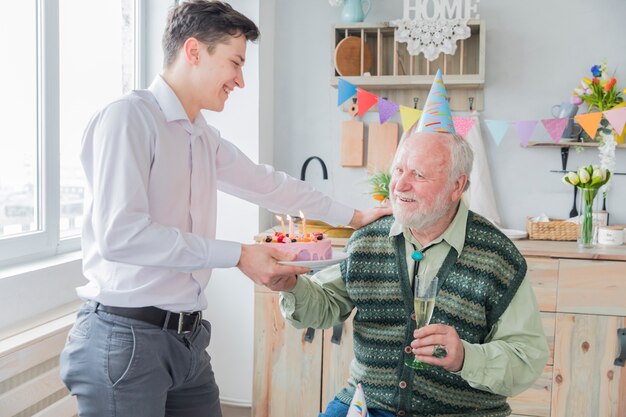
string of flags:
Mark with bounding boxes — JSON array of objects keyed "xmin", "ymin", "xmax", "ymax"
[{"xmin": 338, "ymin": 78, "xmax": 626, "ymax": 145}]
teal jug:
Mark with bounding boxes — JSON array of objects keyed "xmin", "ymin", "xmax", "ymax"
[{"xmin": 341, "ymin": 0, "xmax": 371, "ymax": 23}]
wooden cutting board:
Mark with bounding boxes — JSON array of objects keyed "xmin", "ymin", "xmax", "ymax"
[
  {"xmin": 340, "ymin": 120, "xmax": 364, "ymax": 167},
  {"xmin": 334, "ymin": 36, "xmax": 372, "ymax": 76},
  {"xmin": 367, "ymin": 122, "xmax": 398, "ymax": 173}
]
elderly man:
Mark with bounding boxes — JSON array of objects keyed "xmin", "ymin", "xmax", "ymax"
[{"xmin": 273, "ymin": 128, "xmax": 549, "ymax": 417}]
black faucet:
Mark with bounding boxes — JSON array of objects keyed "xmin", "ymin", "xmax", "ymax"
[{"xmin": 300, "ymin": 156, "xmax": 328, "ymax": 181}]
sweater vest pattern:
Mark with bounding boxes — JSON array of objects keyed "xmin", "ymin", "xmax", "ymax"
[{"xmin": 336, "ymin": 212, "xmax": 527, "ymax": 416}]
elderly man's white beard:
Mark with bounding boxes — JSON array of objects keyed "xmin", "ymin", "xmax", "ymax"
[{"xmin": 391, "ymin": 188, "xmax": 453, "ymax": 231}]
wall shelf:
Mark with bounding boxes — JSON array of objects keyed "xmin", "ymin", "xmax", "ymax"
[
  {"xmin": 331, "ymin": 20, "xmax": 485, "ymax": 112},
  {"xmin": 526, "ymin": 140, "xmax": 626, "ymax": 149}
]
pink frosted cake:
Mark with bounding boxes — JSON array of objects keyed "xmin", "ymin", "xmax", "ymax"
[{"xmin": 259, "ymin": 232, "xmax": 332, "ymax": 261}]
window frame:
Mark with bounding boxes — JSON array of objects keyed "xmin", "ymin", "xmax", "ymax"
[{"xmin": 0, "ymin": 0, "xmax": 145, "ymax": 267}]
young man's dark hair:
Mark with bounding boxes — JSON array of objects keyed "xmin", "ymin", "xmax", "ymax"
[{"xmin": 162, "ymin": 0, "xmax": 260, "ymax": 67}]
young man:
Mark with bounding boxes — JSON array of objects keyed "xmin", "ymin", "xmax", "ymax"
[{"xmin": 60, "ymin": 2, "xmax": 389, "ymax": 416}]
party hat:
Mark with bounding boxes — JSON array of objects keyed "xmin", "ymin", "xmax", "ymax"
[
  {"xmin": 415, "ymin": 69, "xmax": 456, "ymax": 134},
  {"xmin": 347, "ymin": 383, "xmax": 368, "ymax": 417}
]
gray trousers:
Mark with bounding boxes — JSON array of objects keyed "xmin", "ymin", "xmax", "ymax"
[{"xmin": 60, "ymin": 302, "xmax": 222, "ymax": 417}]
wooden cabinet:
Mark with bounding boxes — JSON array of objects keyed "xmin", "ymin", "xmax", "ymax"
[
  {"xmin": 253, "ymin": 241, "xmax": 626, "ymax": 417},
  {"xmin": 509, "ymin": 244, "xmax": 626, "ymax": 417}
]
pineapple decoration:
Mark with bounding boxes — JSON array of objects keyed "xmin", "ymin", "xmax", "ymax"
[{"xmin": 368, "ymin": 171, "xmax": 391, "ymax": 203}]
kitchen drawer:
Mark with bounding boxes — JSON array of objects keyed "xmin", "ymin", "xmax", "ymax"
[{"xmin": 557, "ymin": 259, "xmax": 626, "ymax": 316}]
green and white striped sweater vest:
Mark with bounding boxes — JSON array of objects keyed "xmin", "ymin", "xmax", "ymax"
[{"xmin": 337, "ymin": 212, "xmax": 527, "ymax": 417}]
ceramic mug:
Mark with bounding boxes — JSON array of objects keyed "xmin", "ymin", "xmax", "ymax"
[
  {"xmin": 551, "ymin": 102, "xmax": 581, "ymax": 138},
  {"xmin": 598, "ymin": 226, "xmax": 624, "ymax": 246}
]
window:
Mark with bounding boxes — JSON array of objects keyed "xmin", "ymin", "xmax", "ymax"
[{"xmin": 0, "ymin": 0, "xmax": 139, "ymax": 265}]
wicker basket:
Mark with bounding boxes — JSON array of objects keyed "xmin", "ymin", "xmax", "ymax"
[{"xmin": 526, "ymin": 217, "xmax": 578, "ymax": 241}]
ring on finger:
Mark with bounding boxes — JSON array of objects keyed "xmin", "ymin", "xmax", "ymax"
[{"xmin": 432, "ymin": 344, "xmax": 448, "ymax": 358}]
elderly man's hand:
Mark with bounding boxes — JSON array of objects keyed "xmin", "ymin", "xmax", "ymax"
[
  {"xmin": 348, "ymin": 205, "xmax": 392, "ymax": 229},
  {"xmin": 410, "ymin": 324, "xmax": 465, "ymax": 372},
  {"xmin": 237, "ymin": 244, "xmax": 307, "ymax": 291}
]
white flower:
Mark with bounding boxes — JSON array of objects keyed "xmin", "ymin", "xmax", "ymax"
[
  {"xmin": 566, "ymin": 172, "xmax": 580, "ymax": 185},
  {"xmin": 598, "ymin": 130, "xmax": 616, "ymax": 191},
  {"xmin": 578, "ymin": 167, "xmax": 590, "ymax": 184},
  {"xmin": 329, "ymin": 0, "xmax": 344, "ymax": 7}
]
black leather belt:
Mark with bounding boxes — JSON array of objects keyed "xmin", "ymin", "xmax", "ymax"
[{"xmin": 96, "ymin": 303, "xmax": 202, "ymax": 334}]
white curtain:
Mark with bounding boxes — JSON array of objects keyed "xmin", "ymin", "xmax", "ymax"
[{"xmin": 462, "ymin": 113, "xmax": 502, "ymax": 226}]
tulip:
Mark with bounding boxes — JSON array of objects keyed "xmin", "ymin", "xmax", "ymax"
[
  {"xmin": 578, "ymin": 168, "xmax": 590, "ymax": 184},
  {"xmin": 591, "ymin": 168, "xmax": 604, "ymax": 185},
  {"xmin": 574, "ymin": 88, "xmax": 585, "ymax": 96},
  {"xmin": 604, "ymin": 83, "xmax": 612, "ymax": 92},
  {"xmin": 592, "ymin": 77, "xmax": 599, "ymax": 84},
  {"xmin": 566, "ymin": 172, "xmax": 580, "ymax": 185},
  {"xmin": 583, "ymin": 77, "xmax": 592, "ymax": 85},
  {"xmin": 571, "ymin": 95, "xmax": 583, "ymax": 105},
  {"xmin": 623, "ymin": 87, "xmax": 626, "ymax": 95}
]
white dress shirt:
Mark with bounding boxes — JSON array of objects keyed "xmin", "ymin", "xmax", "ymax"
[{"xmin": 77, "ymin": 75, "xmax": 354, "ymax": 312}]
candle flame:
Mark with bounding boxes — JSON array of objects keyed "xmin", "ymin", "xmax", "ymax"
[
  {"xmin": 286, "ymin": 214, "xmax": 292, "ymax": 221},
  {"xmin": 275, "ymin": 215, "xmax": 282, "ymax": 221},
  {"xmin": 299, "ymin": 210, "xmax": 304, "ymax": 218}
]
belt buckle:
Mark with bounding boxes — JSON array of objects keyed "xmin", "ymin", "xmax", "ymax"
[{"xmin": 177, "ymin": 312, "xmax": 201, "ymax": 334}]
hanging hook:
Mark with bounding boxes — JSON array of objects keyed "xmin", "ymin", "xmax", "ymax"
[
  {"xmin": 413, "ymin": 97, "xmax": 419, "ymax": 109},
  {"xmin": 468, "ymin": 97, "xmax": 474, "ymax": 112}
]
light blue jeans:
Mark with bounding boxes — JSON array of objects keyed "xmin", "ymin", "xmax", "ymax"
[
  {"xmin": 320, "ymin": 397, "xmax": 396, "ymax": 417},
  {"xmin": 60, "ymin": 301, "xmax": 221, "ymax": 417}
]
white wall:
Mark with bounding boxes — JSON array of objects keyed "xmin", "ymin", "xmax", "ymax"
[{"xmin": 271, "ymin": 0, "xmax": 626, "ymax": 229}]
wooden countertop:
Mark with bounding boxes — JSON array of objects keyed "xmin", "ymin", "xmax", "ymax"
[{"xmin": 514, "ymin": 239, "xmax": 626, "ymax": 262}]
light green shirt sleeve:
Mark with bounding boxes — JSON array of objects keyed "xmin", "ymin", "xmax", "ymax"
[
  {"xmin": 454, "ymin": 278, "xmax": 550, "ymax": 397},
  {"xmin": 280, "ymin": 263, "xmax": 352, "ymax": 329}
]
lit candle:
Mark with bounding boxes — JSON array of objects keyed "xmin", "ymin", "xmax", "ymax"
[
  {"xmin": 286, "ymin": 214, "xmax": 295, "ymax": 236},
  {"xmin": 275, "ymin": 215, "xmax": 285, "ymax": 235},
  {"xmin": 299, "ymin": 210, "xmax": 306, "ymax": 235}
]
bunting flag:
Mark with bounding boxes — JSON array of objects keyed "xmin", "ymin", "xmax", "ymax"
[
  {"xmin": 541, "ymin": 118, "xmax": 569, "ymax": 144},
  {"xmin": 346, "ymin": 383, "xmax": 368, "ymax": 417},
  {"xmin": 399, "ymin": 105, "xmax": 422, "ymax": 133},
  {"xmin": 357, "ymin": 88, "xmax": 379, "ymax": 118},
  {"xmin": 603, "ymin": 106, "xmax": 626, "ymax": 136},
  {"xmin": 335, "ymin": 78, "xmax": 620, "ymax": 147},
  {"xmin": 378, "ymin": 98, "xmax": 400, "ymax": 124},
  {"xmin": 484, "ymin": 120, "xmax": 510, "ymax": 146},
  {"xmin": 452, "ymin": 117, "xmax": 476, "ymax": 138},
  {"xmin": 338, "ymin": 79, "xmax": 357, "ymax": 106},
  {"xmin": 575, "ymin": 112, "xmax": 604, "ymax": 139},
  {"xmin": 513, "ymin": 120, "xmax": 538, "ymax": 147}
]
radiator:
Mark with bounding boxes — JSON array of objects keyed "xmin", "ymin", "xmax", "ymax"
[{"xmin": 0, "ymin": 314, "xmax": 77, "ymax": 417}]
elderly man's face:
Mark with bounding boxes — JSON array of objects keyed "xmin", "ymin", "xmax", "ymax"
[{"xmin": 389, "ymin": 133, "xmax": 456, "ymax": 230}]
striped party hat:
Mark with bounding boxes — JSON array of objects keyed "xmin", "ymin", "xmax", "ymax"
[{"xmin": 415, "ymin": 69, "xmax": 456, "ymax": 134}]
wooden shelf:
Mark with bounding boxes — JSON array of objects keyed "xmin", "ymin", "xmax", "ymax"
[{"xmin": 331, "ymin": 20, "xmax": 485, "ymax": 111}]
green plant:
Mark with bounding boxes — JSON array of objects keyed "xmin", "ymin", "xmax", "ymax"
[{"xmin": 368, "ymin": 171, "xmax": 391, "ymax": 202}]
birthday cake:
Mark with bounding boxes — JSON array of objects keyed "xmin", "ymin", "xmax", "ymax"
[{"xmin": 259, "ymin": 232, "xmax": 332, "ymax": 261}]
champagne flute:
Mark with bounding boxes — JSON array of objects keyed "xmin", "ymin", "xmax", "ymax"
[{"xmin": 405, "ymin": 274, "xmax": 438, "ymax": 369}]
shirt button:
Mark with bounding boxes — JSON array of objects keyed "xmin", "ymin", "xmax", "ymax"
[
  {"xmin": 411, "ymin": 313, "xmax": 416, "ymax": 320},
  {"xmin": 399, "ymin": 381, "xmax": 407, "ymax": 389},
  {"xmin": 397, "ymin": 411, "xmax": 406, "ymax": 416},
  {"xmin": 404, "ymin": 346, "xmax": 412, "ymax": 354}
]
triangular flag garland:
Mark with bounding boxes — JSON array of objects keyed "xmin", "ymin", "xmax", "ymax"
[
  {"xmin": 399, "ymin": 106, "xmax": 422, "ymax": 133},
  {"xmin": 346, "ymin": 383, "xmax": 368, "ymax": 417},
  {"xmin": 484, "ymin": 120, "xmax": 510, "ymax": 146},
  {"xmin": 453, "ymin": 117, "xmax": 476, "ymax": 138},
  {"xmin": 541, "ymin": 118, "xmax": 569, "ymax": 144},
  {"xmin": 337, "ymin": 78, "xmax": 624, "ymax": 146},
  {"xmin": 575, "ymin": 112, "xmax": 604, "ymax": 140},
  {"xmin": 378, "ymin": 98, "xmax": 400, "ymax": 124},
  {"xmin": 338, "ymin": 79, "xmax": 357, "ymax": 106},
  {"xmin": 603, "ymin": 107, "xmax": 626, "ymax": 136},
  {"xmin": 513, "ymin": 120, "xmax": 538, "ymax": 147},
  {"xmin": 357, "ymin": 88, "xmax": 378, "ymax": 118}
]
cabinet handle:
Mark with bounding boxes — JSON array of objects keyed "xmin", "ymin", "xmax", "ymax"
[
  {"xmin": 331, "ymin": 323, "xmax": 344, "ymax": 345},
  {"xmin": 304, "ymin": 327, "xmax": 316, "ymax": 343},
  {"xmin": 615, "ymin": 328, "xmax": 626, "ymax": 367}
]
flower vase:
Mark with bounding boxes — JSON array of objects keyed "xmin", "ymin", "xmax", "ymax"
[{"xmin": 578, "ymin": 188, "xmax": 599, "ymax": 247}]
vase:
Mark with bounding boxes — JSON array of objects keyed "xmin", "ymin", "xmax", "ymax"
[
  {"xmin": 577, "ymin": 188, "xmax": 599, "ymax": 247},
  {"xmin": 340, "ymin": 0, "xmax": 371, "ymax": 22}
]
